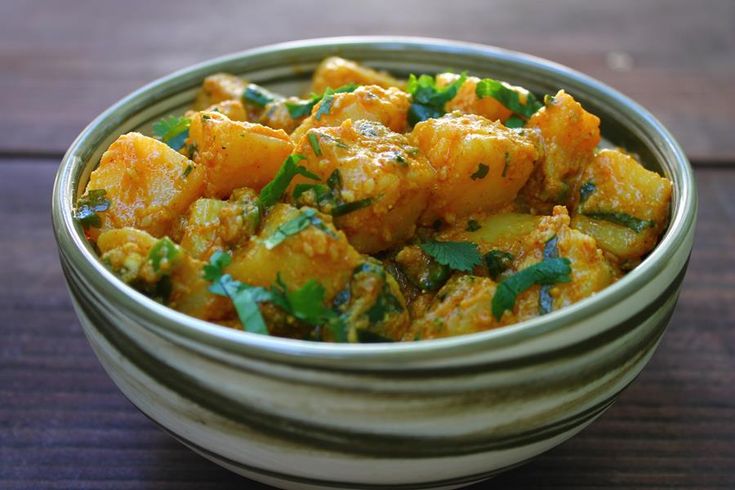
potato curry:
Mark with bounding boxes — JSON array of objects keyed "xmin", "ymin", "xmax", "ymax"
[{"xmin": 74, "ymin": 57, "xmax": 672, "ymax": 342}]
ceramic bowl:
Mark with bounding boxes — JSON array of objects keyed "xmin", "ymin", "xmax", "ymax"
[{"xmin": 51, "ymin": 37, "xmax": 697, "ymax": 490}]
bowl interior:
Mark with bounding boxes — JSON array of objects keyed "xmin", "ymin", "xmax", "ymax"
[{"xmin": 52, "ymin": 37, "xmax": 697, "ymax": 365}]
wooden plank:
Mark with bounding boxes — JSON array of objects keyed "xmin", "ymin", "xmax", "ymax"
[
  {"xmin": 1, "ymin": 159, "xmax": 734, "ymax": 487},
  {"xmin": 0, "ymin": 0, "xmax": 733, "ymax": 161}
]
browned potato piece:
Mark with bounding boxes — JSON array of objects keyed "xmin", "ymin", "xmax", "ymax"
[
  {"xmin": 437, "ymin": 73, "xmax": 527, "ymax": 122},
  {"xmin": 411, "ymin": 112, "xmax": 540, "ymax": 225},
  {"xmin": 520, "ymin": 90, "xmax": 600, "ymax": 212},
  {"xmin": 571, "ymin": 149, "xmax": 672, "ymax": 265},
  {"xmin": 188, "ymin": 111, "xmax": 294, "ymax": 197},
  {"xmin": 291, "ymin": 85, "xmax": 410, "ymax": 142},
  {"xmin": 193, "ymin": 73, "xmax": 246, "ymax": 110},
  {"xmin": 311, "ymin": 57, "xmax": 405, "ymax": 93},
  {"xmin": 84, "ymin": 132, "xmax": 205, "ymax": 239},
  {"xmin": 97, "ymin": 228, "xmax": 232, "ymax": 321},
  {"xmin": 291, "ymin": 119, "xmax": 436, "ymax": 254},
  {"xmin": 227, "ymin": 204, "xmax": 362, "ymax": 301}
]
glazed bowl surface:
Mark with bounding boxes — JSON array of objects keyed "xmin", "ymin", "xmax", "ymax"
[{"xmin": 51, "ymin": 37, "xmax": 697, "ymax": 490}]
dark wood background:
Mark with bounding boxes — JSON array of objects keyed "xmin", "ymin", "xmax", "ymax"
[{"xmin": 1, "ymin": 1, "xmax": 734, "ymax": 488}]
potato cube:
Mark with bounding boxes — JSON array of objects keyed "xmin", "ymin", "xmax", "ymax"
[
  {"xmin": 188, "ymin": 111, "xmax": 294, "ymax": 198},
  {"xmin": 311, "ymin": 56, "xmax": 405, "ymax": 94},
  {"xmin": 84, "ymin": 132, "xmax": 205, "ymax": 239},
  {"xmin": 411, "ymin": 112, "xmax": 539, "ymax": 225}
]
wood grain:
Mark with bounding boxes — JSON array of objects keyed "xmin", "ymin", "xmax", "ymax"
[
  {"xmin": 0, "ymin": 0, "xmax": 733, "ymax": 161},
  {"xmin": 1, "ymin": 160, "xmax": 734, "ymax": 488}
]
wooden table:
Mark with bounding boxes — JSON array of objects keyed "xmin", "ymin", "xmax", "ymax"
[{"xmin": 2, "ymin": 1, "xmax": 734, "ymax": 488}]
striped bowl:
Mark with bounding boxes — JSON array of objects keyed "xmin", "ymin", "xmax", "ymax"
[{"xmin": 51, "ymin": 37, "xmax": 697, "ymax": 489}]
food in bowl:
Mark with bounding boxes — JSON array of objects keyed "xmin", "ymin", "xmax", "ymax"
[{"xmin": 74, "ymin": 56, "xmax": 673, "ymax": 343}]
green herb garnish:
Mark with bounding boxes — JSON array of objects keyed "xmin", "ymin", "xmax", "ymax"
[
  {"xmin": 152, "ymin": 115, "xmax": 190, "ymax": 151},
  {"xmin": 470, "ymin": 163, "xmax": 489, "ymax": 180},
  {"xmin": 182, "ymin": 164, "xmax": 193, "ymax": 178},
  {"xmin": 539, "ymin": 236, "xmax": 559, "ymax": 315},
  {"xmin": 504, "ymin": 115, "xmax": 525, "ymax": 128},
  {"xmin": 74, "ymin": 189, "xmax": 110, "ymax": 228},
  {"xmin": 484, "ymin": 250, "xmax": 514, "ymax": 280},
  {"xmin": 406, "ymin": 72, "xmax": 467, "ymax": 125},
  {"xmin": 292, "ymin": 168, "xmax": 372, "ymax": 217},
  {"xmin": 502, "ymin": 152, "xmax": 511, "ymax": 177},
  {"xmin": 419, "ymin": 239, "xmax": 482, "ymax": 272},
  {"xmin": 331, "ymin": 198, "xmax": 373, "ymax": 217},
  {"xmin": 466, "ymin": 219, "xmax": 481, "ymax": 232},
  {"xmin": 148, "ymin": 237, "xmax": 180, "ymax": 273},
  {"xmin": 257, "ymin": 154, "xmax": 320, "ymax": 211},
  {"xmin": 492, "ymin": 257, "xmax": 572, "ymax": 320},
  {"xmin": 263, "ymin": 208, "xmax": 335, "ymax": 249},
  {"xmin": 204, "ymin": 251, "xmax": 271, "ymax": 335},
  {"xmin": 307, "ymin": 133, "xmax": 322, "ymax": 156},
  {"xmin": 285, "ymin": 83, "xmax": 359, "ymax": 119},
  {"xmin": 475, "ymin": 79, "xmax": 543, "ymax": 119},
  {"xmin": 579, "ymin": 181, "xmax": 597, "ymax": 205},
  {"xmin": 242, "ymin": 84, "xmax": 279, "ymax": 107},
  {"xmin": 583, "ymin": 212, "xmax": 655, "ymax": 233}
]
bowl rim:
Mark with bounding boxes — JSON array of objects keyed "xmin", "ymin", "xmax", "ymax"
[{"xmin": 52, "ymin": 36, "xmax": 697, "ymax": 366}]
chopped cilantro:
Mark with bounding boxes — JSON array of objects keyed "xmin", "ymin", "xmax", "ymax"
[
  {"xmin": 583, "ymin": 212, "xmax": 655, "ymax": 233},
  {"xmin": 394, "ymin": 153, "xmax": 408, "ymax": 166},
  {"xmin": 491, "ymin": 257, "xmax": 572, "ymax": 320},
  {"xmin": 307, "ymin": 133, "xmax": 322, "ymax": 156},
  {"xmin": 270, "ymin": 274, "xmax": 345, "ymax": 339},
  {"xmin": 475, "ymin": 78, "xmax": 543, "ymax": 119},
  {"xmin": 285, "ymin": 83, "xmax": 358, "ymax": 119},
  {"xmin": 406, "ymin": 72, "xmax": 467, "ymax": 125},
  {"xmin": 331, "ymin": 198, "xmax": 373, "ymax": 217},
  {"xmin": 503, "ymin": 152, "xmax": 511, "ymax": 177},
  {"xmin": 148, "ymin": 237, "xmax": 180, "ymax": 273},
  {"xmin": 484, "ymin": 250, "xmax": 514, "ymax": 280},
  {"xmin": 470, "ymin": 163, "xmax": 489, "ymax": 180},
  {"xmin": 466, "ymin": 219, "xmax": 481, "ymax": 232},
  {"xmin": 314, "ymin": 88, "xmax": 336, "ymax": 120},
  {"xmin": 579, "ymin": 181, "xmax": 597, "ymax": 205},
  {"xmin": 182, "ymin": 164, "xmax": 193, "ymax": 178},
  {"xmin": 419, "ymin": 239, "xmax": 482, "ymax": 272},
  {"xmin": 257, "ymin": 154, "xmax": 320, "ymax": 211},
  {"xmin": 263, "ymin": 208, "xmax": 335, "ymax": 249},
  {"xmin": 539, "ymin": 236, "xmax": 559, "ymax": 315},
  {"xmin": 74, "ymin": 189, "xmax": 110, "ymax": 228},
  {"xmin": 504, "ymin": 115, "xmax": 525, "ymax": 128},
  {"xmin": 152, "ymin": 115, "xmax": 190, "ymax": 151},
  {"xmin": 242, "ymin": 84, "xmax": 279, "ymax": 107},
  {"xmin": 203, "ymin": 251, "xmax": 271, "ymax": 335}
]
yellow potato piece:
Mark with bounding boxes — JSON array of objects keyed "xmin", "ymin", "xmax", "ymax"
[
  {"xmin": 572, "ymin": 148, "xmax": 672, "ymax": 264},
  {"xmin": 85, "ymin": 132, "xmax": 205, "ymax": 239},
  {"xmin": 521, "ymin": 90, "xmax": 600, "ymax": 211},
  {"xmin": 192, "ymin": 73, "xmax": 246, "ymax": 110},
  {"xmin": 188, "ymin": 110, "xmax": 294, "ymax": 197},
  {"xmin": 411, "ymin": 112, "xmax": 539, "ymax": 225},
  {"xmin": 437, "ymin": 73, "xmax": 529, "ymax": 123},
  {"xmin": 227, "ymin": 203, "xmax": 362, "ymax": 301},
  {"xmin": 291, "ymin": 85, "xmax": 410, "ymax": 142},
  {"xmin": 311, "ymin": 56, "xmax": 405, "ymax": 93},
  {"xmin": 292, "ymin": 119, "xmax": 436, "ymax": 254}
]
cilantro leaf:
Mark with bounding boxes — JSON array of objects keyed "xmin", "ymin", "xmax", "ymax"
[
  {"xmin": 466, "ymin": 219, "xmax": 481, "ymax": 232},
  {"xmin": 504, "ymin": 115, "xmax": 525, "ymax": 128},
  {"xmin": 148, "ymin": 237, "xmax": 180, "ymax": 273},
  {"xmin": 539, "ymin": 236, "xmax": 559, "ymax": 315},
  {"xmin": 203, "ymin": 251, "xmax": 271, "ymax": 335},
  {"xmin": 292, "ymin": 168, "xmax": 373, "ymax": 218},
  {"xmin": 419, "ymin": 239, "xmax": 482, "ymax": 272},
  {"xmin": 470, "ymin": 163, "xmax": 489, "ymax": 180},
  {"xmin": 242, "ymin": 83, "xmax": 279, "ymax": 107},
  {"xmin": 406, "ymin": 72, "xmax": 467, "ymax": 125},
  {"xmin": 475, "ymin": 79, "xmax": 543, "ymax": 119},
  {"xmin": 285, "ymin": 83, "xmax": 359, "ymax": 119},
  {"xmin": 314, "ymin": 88, "xmax": 336, "ymax": 121},
  {"xmin": 583, "ymin": 212, "xmax": 655, "ymax": 233},
  {"xmin": 152, "ymin": 115, "xmax": 190, "ymax": 151},
  {"xmin": 492, "ymin": 257, "xmax": 572, "ymax": 320},
  {"xmin": 263, "ymin": 208, "xmax": 335, "ymax": 250},
  {"xmin": 257, "ymin": 154, "xmax": 320, "ymax": 211},
  {"xmin": 484, "ymin": 250, "xmax": 514, "ymax": 280},
  {"xmin": 74, "ymin": 189, "xmax": 110, "ymax": 228},
  {"xmin": 307, "ymin": 133, "xmax": 322, "ymax": 156},
  {"xmin": 270, "ymin": 274, "xmax": 345, "ymax": 339},
  {"xmin": 579, "ymin": 181, "xmax": 597, "ymax": 205},
  {"xmin": 331, "ymin": 198, "xmax": 372, "ymax": 217}
]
